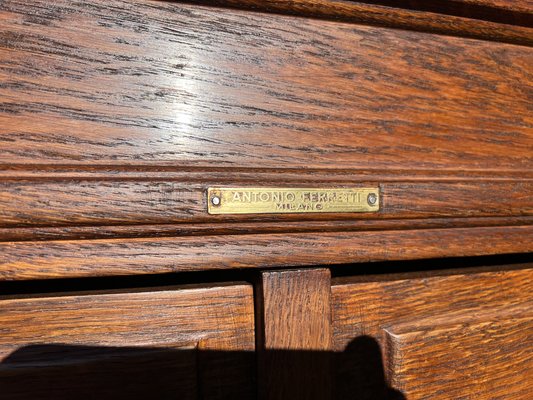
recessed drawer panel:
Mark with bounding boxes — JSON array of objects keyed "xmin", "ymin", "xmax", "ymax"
[
  {"xmin": 331, "ymin": 266, "xmax": 533, "ymax": 399},
  {"xmin": 0, "ymin": 283, "xmax": 255, "ymax": 399},
  {"xmin": 383, "ymin": 313, "xmax": 532, "ymax": 399}
]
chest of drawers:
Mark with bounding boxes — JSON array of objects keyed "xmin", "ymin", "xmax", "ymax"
[{"xmin": 1, "ymin": 0, "xmax": 532, "ymax": 398}]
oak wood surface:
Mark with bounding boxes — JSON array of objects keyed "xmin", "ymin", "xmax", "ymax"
[
  {"xmin": 2, "ymin": 216, "xmax": 531, "ymax": 242},
  {"xmin": 1, "ymin": 1, "xmax": 531, "ymax": 397},
  {"xmin": 1, "ymin": 0, "xmax": 532, "ymax": 170},
  {"xmin": 258, "ymin": 269, "xmax": 332, "ymax": 350},
  {"xmin": 0, "ymin": 178, "xmax": 531, "ymax": 228},
  {"xmin": 0, "ymin": 0, "xmax": 531, "ymax": 277},
  {"xmin": 257, "ymin": 269, "xmax": 332, "ymax": 400},
  {"xmin": 451, "ymin": 0, "xmax": 533, "ymax": 13},
  {"xmin": 0, "ymin": 282, "xmax": 256, "ymax": 399},
  {"xmin": 341, "ymin": 0, "xmax": 533, "ymax": 25},
  {"xmin": 384, "ymin": 313, "xmax": 532, "ymax": 399},
  {"xmin": 187, "ymin": 0, "xmax": 533, "ymax": 44},
  {"xmin": 331, "ymin": 266, "xmax": 533, "ymax": 399},
  {"xmin": 1, "ymin": 225, "xmax": 532, "ymax": 280}
]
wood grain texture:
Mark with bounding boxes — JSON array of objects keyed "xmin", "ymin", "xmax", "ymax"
[
  {"xmin": 384, "ymin": 314, "xmax": 532, "ymax": 399},
  {"xmin": 2, "ymin": 216, "xmax": 531, "ymax": 242},
  {"xmin": 1, "ymin": 225, "xmax": 532, "ymax": 280},
  {"xmin": 0, "ymin": 283, "xmax": 255, "ymax": 399},
  {"xmin": 187, "ymin": 0, "xmax": 533, "ymax": 44},
  {"xmin": 0, "ymin": 283, "xmax": 255, "ymax": 351},
  {"xmin": 258, "ymin": 269, "xmax": 332, "ymax": 350},
  {"xmin": 257, "ymin": 269, "xmax": 332, "ymax": 399},
  {"xmin": 1, "ymin": 0, "xmax": 530, "ymax": 250},
  {"xmin": 360, "ymin": 0, "xmax": 533, "ymax": 13},
  {"xmin": 331, "ymin": 266, "xmax": 533, "ymax": 399},
  {"xmin": 341, "ymin": 0, "xmax": 533, "ymax": 26},
  {"xmin": 2, "ymin": 165, "xmax": 531, "ymax": 180},
  {"xmin": 332, "ymin": 266, "xmax": 532, "ymax": 347},
  {"xmin": 451, "ymin": 0, "xmax": 533, "ymax": 13},
  {"xmin": 0, "ymin": 177, "xmax": 531, "ymax": 228},
  {"xmin": 1, "ymin": 0, "xmax": 532, "ymax": 170}
]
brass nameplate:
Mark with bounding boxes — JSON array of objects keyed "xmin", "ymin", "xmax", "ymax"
[{"xmin": 208, "ymin": 187, "xmax": 379, "ymax": 215}]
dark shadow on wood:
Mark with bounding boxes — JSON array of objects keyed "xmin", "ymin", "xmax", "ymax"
[
  {"xmin": 357, "ymin": 0, "xmax": 533, "ymax": 27},
  {"xmin": 335, "ymin": 336, "xmax": 405, "ymax": 400},
  {"xmin": 0, "ymin": 336, "xmax": 405, "ymax": 399}
]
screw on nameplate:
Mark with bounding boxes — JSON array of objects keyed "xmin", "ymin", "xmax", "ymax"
[
  {"xmin": 207, "ymin": 187, "xmax": 380, "ymax": 215},
  {"xmin": 367, "ymin": 193, "xmax": 378, "ymax": 206}
]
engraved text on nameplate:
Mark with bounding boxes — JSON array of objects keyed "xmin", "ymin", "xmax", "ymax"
[{"xmin": 207, "ymin": 188, "xmax": 380, "ymax": 214}]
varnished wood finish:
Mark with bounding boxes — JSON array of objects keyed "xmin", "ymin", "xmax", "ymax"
[
  {"xmin": 1, "ymin": 225, "xmax": 532, "ymax": 280},
  {"xmin": 1, "ymin": 0, "xmax": 531, "ymax": 270},
  {"xmin": 453, "ymin": 0, "xmax": 532, "ymax": 12},
  {"xmin": 258, "ymin": 269, "xmax": 332, "ymax": 350},
  {"xmin": 257, "ymin": 269, "xmax": 332, "ymax": 400},
  {"xmin": 1, "ymin": 1, "xmax": 531, "ymax": 170},
  {"xmin": 2, "ymin": 216, "xmax": 531, "ymax": 242},
  {"xmin": 384, "ymin": 314, "xmax": 532, "ymax": 399},
  {"xmin": 344, "ymin": 0, "xmax": 533, "ymax": 25},
  {"xmin": 1, "ymin": 0, "xmax": 531, "ymax": 397},
  {"xmin": 0, "ymin": 283, "xmax": 256, "ymax": 399},
  {"xmin": 331, "ymin": 266, "xmax": 533, "ymax": 399},
  {"xmin": 0, "ymin": 177, "xmax": 531, "ymax": 228},
  {"xmin": 188, "ymin": 0, "xmax": 533, "ymax": 44},
  {"xmin": 451, "ymin": 0, "xmax": 533, "ymax": 13}
]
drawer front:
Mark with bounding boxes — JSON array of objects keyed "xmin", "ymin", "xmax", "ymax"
[
  {"xmin": 0, "ymin": 283, "xmax": 255, "ymax": 399},
  {"xmin": 1, "ymin": 0, "xmax": 531, "ymax": 227},
  {"xmin": 0, "ymin": 0, "xmax": 532, "ymax": 278},
  {"xmin": 332, "ymin": 267, "xmax": 533, "ymax": 399},
  {"xmin": 0, "ymin": 1, "xmax": 531, "ymax": 171},
  {"xmin": 384, "ymin": 314, "xmax": 531, "ymax": 399}
]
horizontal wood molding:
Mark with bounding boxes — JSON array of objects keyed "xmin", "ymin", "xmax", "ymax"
[
  {"xmin": 0, "ymin": 283, "xmax": 255, "ymax": 352},
  {"xmin": 0, "ymin": 178, "xmax": 531, "ymax": 228},
  {"xmin": 3, "ymin": 166, "xmax": 532, "ymax": 180},
  {"xmin": 1, "ymin": 217, "xmax": 531, "ymax": 242},
  {"xmin": 353, "ymin": 0, "xmax": 533, "ymax": 17},
  {"xmin": 1, "ymin": 225, "xmax": 532, "ymax": 280},
  {"xmin": 186, "ymin": 0, "xmax": 533, "ymax": 44},
  {"xmin": 452, "ymin": 0, "xmax": 533, "ymax": 13}
]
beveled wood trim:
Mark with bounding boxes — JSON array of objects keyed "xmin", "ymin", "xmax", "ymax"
[
  {"xmin": 1, "ymin": 216, "xmax": 531, "ymax": 242},
  {"xmin": 0, "ymin": 179, "xmax": 530, "ymax": 228},
  {"xmin": 383, "ymin": 314, "xmax": 532, "ymax": 398},
  {"xmin": 437, "ymin": 0, "xmax": 533, "ymax": 14},
  {"xmin": 1, "ymin": 225, "xmax": 532, "ymax": 280},
  {"xmin": 0, "ymin": 282, "xmax": 256, "ymax": 398},
  {"xmin": 0, "ymin": 283, "xmax": 255, "ymax": 351},
  {"xmin": 2, "ymin": 165, "xmax": 532, "ymax": 181},
  {"xmin": 331, "ymin": 265, "xmax": 533, "ymax": 398},
  {"xmin": 185, "ymin": 0, "xmax": 533, "ymax": 45}
]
